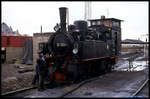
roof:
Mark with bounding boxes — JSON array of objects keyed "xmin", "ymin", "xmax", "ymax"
[
  {"xmin": 1, "ymin": 22, "xmax": 21, "ymax": 36},
  {"xmin": 121, "ymin": 39, "xmax": 148, "ymax": 44},
  {"xmin": 33, "ymin": 32, "xmax": 54, "ymax": 37},
  {"xmin": 88, "ymin": 18, "xmax": 123, "ymax": 22}
]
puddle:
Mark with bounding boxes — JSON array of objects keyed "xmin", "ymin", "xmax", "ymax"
[{"xmin": 114, "ymin": 60, "xmax": 148, "ymax": 71}]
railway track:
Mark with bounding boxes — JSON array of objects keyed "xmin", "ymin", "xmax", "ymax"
[
  {"xmin": 57, "ymin": 74, "xmax": 105, "ymax": 98},
  {"xmin": 59, "ymin": 53, "xmax": 148, "ymax": 98},
  {"xmin": 132, "ymin": 79, "xmax": 149, "ymax": 97},
  {"xmin": 2, "ymin": 71, "xmax": 148, "ymax": 98},
  {"xmin": 1, "ymin": 82, "xmax": 55, "ymax": 97},
  {"xmin": 1, "ymin": 86, "xmax": 36, "ymax": 96},
  {"xmin": 2, "ymin": 73, "xmax": 107, "ymax": 97},
  {"xmin": 58, "ymin": 76, "xmax": 149, "ymax": 98}
]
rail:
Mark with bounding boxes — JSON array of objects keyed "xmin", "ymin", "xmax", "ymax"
[
  {"xmin": 2, "ymin": 72, "xmax": 147, "ymax": 97},
  {"xmin": 1, "ymin": 86, "xmax": 36, "ymax": 96},
  {"xmin": 58, "ymin": 73, "xmax": 108, "ymax": 98},
  {"xmin": 132, "ymin": 79, "xmax": 149, "ymax": 96}
]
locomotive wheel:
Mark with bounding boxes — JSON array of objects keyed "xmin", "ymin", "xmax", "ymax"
[
  {"xmin": 67, "ymin": 64, "xmax": 79, "ymax": 83},
  {"xmin": 99, "ymin": 61, "xmax": 106, "ymax": 74},
  {"xmin": 73, "ymin": 64, "xmax": 79, "ymax": 83}
]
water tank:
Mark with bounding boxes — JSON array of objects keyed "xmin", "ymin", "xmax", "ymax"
[
  {"xmin": 74, "ymin": 20, "xmax": 88, "ymax": 40},
  {"xmin": 74, "ymin": 20, "xmax": 88, "ymax": 32}
]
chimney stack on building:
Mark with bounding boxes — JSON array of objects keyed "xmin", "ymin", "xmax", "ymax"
[{"xmin": 101, "ymin": 15, "xmax": 105, "ymax": 19}]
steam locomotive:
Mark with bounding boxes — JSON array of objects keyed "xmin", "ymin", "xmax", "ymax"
[{"xmin": 41, "ymin": 7, "xmax": 122, "ymax": 82}]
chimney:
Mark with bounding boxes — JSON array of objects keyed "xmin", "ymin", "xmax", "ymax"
[
  {"xmin": 41, "ymin": 25, "xmax": 42, "ymax": 33},
  {"xmin": 59, "ymin": 7, "xmax": 68, "ymax": 33},
  {"xmin": 101, "ymin": 15, "xmax": 105, "ymax": 19}
]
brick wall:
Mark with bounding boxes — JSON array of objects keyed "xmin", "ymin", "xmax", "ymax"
[
  {"xmin": 6, "ymin": 47, "xmax": 24, "ymax": 63},
  {"xmin": 33, "ymin": 32, "xmax": 54, "ymax": 65},
  {"xmin": 121, "ymin": 44, "xmax": 145, "ymax": 53}
]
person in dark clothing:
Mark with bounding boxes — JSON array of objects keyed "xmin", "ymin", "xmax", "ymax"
[
  {"xmin": 32, "ymin": 50, "xmax": 47, "ymax": 91},
  {"xmin": 31, "ymin": 64, "xmax": 39, "ymax": 87},
  {"xmin": 37, "ymin": 57, "xmax": 47, "ymax": 91},
  {"xmin": 32, "ymin": 50, "xmax": 43, "ymax": 86}
]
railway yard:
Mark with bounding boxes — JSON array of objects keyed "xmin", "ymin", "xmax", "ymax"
[
  {"xmin": 2, "ymin": 2, "xmax": 149, "ymax": 98},
  {"xmin": 2, "ymin": 52, "xmax": 149, "ymax": 98}
]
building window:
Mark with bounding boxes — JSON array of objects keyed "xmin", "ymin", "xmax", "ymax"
[
  {"xmin": 106, "ymin": 32, "xmax": 111, "ymax": 40},
  {"xmin": 39, "ymin": 42, "xmax": 45, "ymax": 50},
  {"xmin": 112, "ymin": 21, "xmax": 119, "ymax": 27},
  {"xmin": 97, "ymin": 21, "xmax": 101, "ymax": 25}
]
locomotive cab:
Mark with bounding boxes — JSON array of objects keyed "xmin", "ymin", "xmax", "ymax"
[{"xmin": 88, "ymin": 16, "xmax": 123, "ymax": 56}]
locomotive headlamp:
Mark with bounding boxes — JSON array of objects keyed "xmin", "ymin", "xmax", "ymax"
[
  {"xmin": 73, "ymin": 48, "xmax": 78, "ymax": 54},
  {"xmin": 107, "ymin": 44, "xmax": 109, "ymax": 49},
  {"xmin": 72, "ymin": 42, "xmax": 78, "ymax": 54}
]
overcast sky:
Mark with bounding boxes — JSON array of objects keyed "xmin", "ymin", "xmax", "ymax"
[{"xmin": 2, "ymin": 1, "xmax": 149, "ymax": 41}]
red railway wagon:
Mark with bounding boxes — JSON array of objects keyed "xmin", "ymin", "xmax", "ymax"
[
  {"xmin": 1, "ymin": 36, "xmax": 7, "ymax": 47},
  {"xmin": 1, "ymin": 35, "xmax": 32, "ymax": 47},
  {"xmin": 1, "ymin": 35, "xmax": 33, "ymax": 63}
]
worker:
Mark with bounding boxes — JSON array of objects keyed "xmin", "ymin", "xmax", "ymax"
[
  {"xmin": 37, "ymin": 52, "xmax": 48, "ymax": 91},
  {"xmin": 31, "ymin": 50, "xmax": 43, "ymax": 87},
  {"xmin": 32, "ymin": 50, "xmax": 47, "ymax": 91}
]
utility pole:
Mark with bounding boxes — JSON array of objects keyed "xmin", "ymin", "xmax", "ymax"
[
  {"xmin": 41, "ymin": 25, "xmax": 42, "ymax": 33},
  {"xmin": 140, "ymin": 34, "xmax": 148, "ymax": 62},
  {"xmin": 107, "ymin": 9, "xmax": 109, "ymax": 18},
  {"xmin": 84, "ymin": 1, "xmax": 92, "ymax": 21},
  {"xmin": 145, "ymin": 38, "xmax": 148, "ymax": 64},
  {"xmin": 66, "ymin": 8, "xmax": 69, "ymax": 31},
  {"xmin": 41, "ymin": 25, "xmax": 44, "ymax": 41}
]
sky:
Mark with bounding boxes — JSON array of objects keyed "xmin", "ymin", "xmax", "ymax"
[{"xmin": 2, "ymin": 1, "xmax": 149, "ymax": 41}]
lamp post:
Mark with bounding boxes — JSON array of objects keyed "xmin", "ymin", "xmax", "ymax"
[
  {"xmin": 145, "ymin": 38, "xmax": 148, "ymax": 64},
  {"xmin": 140, "ymin": 34, "xmax": 148, "ymax": 57}
]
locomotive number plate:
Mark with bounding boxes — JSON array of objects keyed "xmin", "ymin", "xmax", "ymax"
[{"xmin": 56, "ymin": 43, "xmax": 67, "ymax": 47}]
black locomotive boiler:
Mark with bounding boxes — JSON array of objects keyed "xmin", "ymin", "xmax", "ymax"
[{"xmin": 43, "ymin": 7, "xmax": 122, "ymax": 82}]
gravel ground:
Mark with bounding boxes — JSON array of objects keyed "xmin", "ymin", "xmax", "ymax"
[
  {"xmin": 12, "ymin": 70, "xmax": 148, "ymax": 98},
  {"xmin": 1, "ymin": 63, "xmax": 34, "ymax": 94}
]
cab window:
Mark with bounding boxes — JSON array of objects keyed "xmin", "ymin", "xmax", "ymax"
[{"xmin": 91, "ymin": 21, "xmax": 96, "ymax": 26}]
